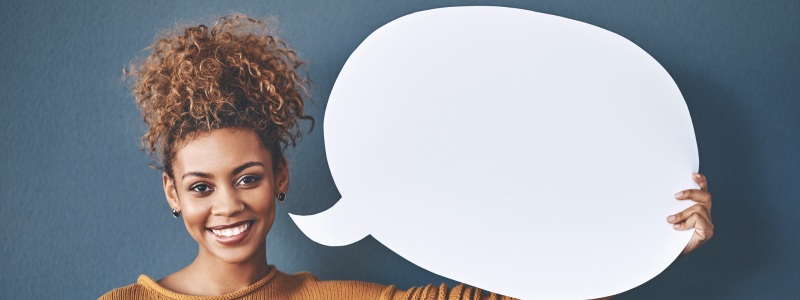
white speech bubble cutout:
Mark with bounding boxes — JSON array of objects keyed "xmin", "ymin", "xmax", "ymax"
[{"xmin": 290, "ymin": 6, "xmax": 698, "ymax": 300}]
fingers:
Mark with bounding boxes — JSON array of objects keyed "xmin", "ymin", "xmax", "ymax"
[
  {"xmin": 675, "ymin": 188, "xmax": 712, "ymax": 205},
  {"xmin": 674, "ymin": 213, "xmax": 713, "ymax": 242},
  {"xmin": 693, "ymin": 173, "xmax": 708, "ymax": 192},
  {"xmin": 673, "ymin": 173, "xmax": 714, "ymax": 257},
  {"xmin": 676, "ymin": 213, "xmax": 715, "ymax": 256},
  {"xmin": 673, "ymin": 173, "xmax": 712, "ymax": 222},
  {"xmin": 667, "ymin": 203, "xmax": 711, "ymax": 225}
]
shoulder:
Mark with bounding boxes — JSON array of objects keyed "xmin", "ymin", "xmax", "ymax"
[
  {"xmin": 97, "ymin": 283, "xmax": 155, "ymax": 300},
  {"xmin": 269, "ymin": 271, "xmax": 514, "ymax": 300},
  {"xmin": 98, "ymin": 275, "xmax": 165, "ymax": 300},
  {"xmin": 381, "ymin": 283, "xmax": 517, "ymax": 300},
  {"xmin": 272, "ymin": 270, "xmax": 393, "ymax": 299}
]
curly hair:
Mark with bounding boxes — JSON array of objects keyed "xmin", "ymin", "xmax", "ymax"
[{"xmin": 125, "ymin": 14, "xmax": 314, "ymax": 178}]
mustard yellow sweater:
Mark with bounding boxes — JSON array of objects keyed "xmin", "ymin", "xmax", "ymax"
[{"xmin": 99, "ymin": 266, "xmax": 515, "ymax": 300}]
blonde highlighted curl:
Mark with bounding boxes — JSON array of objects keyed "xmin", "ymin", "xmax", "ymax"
[{"xmin": 125, "ymin": 15, "xmax": 314, "ymax": 178}]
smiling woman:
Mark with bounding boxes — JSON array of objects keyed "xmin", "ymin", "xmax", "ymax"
[{"xmin": 99, "ymin": 13, "xmax": 713, "ymax": 300}]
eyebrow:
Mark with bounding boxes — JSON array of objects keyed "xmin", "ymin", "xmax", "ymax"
[
  {"xmin": 232, "ymin": 161, "xmax": 264, "ymax": 176},
  {"xmin": 181, "ymin": 162, "xmax": 265, "ymax": 180},
  {"xmin": 182, "ymin": 171, "xmax": 212, "ymax": 180}
]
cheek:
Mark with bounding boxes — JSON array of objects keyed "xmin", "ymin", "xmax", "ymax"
[
  {"xmin": 247, "ymin": 190, "xmax": 276, "ymax": 215},
  {"xmin": 244, "ymin": 190, "xmax": 277, "ymax": 229},
  {"xmin": 181, "ymin": 201, "xmax": 213, "ymax": 235}
]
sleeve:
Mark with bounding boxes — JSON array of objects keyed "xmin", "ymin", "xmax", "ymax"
[{"xmin": 380, "ymin": 283, "xmax": 518, "ymax": 300}]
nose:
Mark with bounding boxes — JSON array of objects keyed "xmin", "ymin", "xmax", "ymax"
[{"xmin": 210, "ymin": 185, "xmax": 244, "ymax": 217}]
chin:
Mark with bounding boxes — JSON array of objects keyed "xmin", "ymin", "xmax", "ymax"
[
  {"xmin": 202, "ymin": 240, "xmax": 264, "ymax": 264},
  {"xmin": 212, "ymin": 247, "xmax": 261, "ymax": 264}
]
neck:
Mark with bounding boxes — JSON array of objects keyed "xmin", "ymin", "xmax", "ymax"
[{"xmin": 179, "ymin": 244, "xmax": 270, "ymax": 296}]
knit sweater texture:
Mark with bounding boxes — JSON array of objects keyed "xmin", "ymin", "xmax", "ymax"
[{"xmin": 98, "ymin": 266, "xmax": 515, "ymax": 300}]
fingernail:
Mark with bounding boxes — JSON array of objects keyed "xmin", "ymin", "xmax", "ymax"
[
  {"xmin": 694, "ymin": 173, "xmax": 701, "ymax": 178},
  {"xmin": 675, "ymin": 191, "xmax": 683, "ymax": 198},
  {"xmin": 667, "ymin": 215, "xmax": 676, "ymax": 222},
  {"xmin": 673, "ymin": 224, "xmax": 681, "ymax": 229}
]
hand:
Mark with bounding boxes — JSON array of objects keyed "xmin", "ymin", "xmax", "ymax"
[
  {"xmin": 594, "ymin": 175, "xmax": 714, "ymax": 300},
  {"xmin": 667, "ymin": 173, "xmax": 714, "ymax": 257}
]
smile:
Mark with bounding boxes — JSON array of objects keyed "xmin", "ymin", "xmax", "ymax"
[
  {"xmin": 210, "ymin": 222, "xmax": 249, "ymax": 237},
  {"xmin": 206, "ymin": 220, "xmax": 254, "ymax": 246}
]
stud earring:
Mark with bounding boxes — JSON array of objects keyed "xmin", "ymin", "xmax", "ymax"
[
  {"xmin": 277, "ymin": 192, "xmax": 286, "ymax": 202},
  {"xmin": 172, "ymin": 208, "xmax": 180, "ymax": 218}
]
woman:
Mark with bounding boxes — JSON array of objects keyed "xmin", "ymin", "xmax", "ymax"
[{"xmin": 100, "ymin": 15, "xmax": 714, "ymax": 300}]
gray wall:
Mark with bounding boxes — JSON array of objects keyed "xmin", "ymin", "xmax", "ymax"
[{"xmin": 1, "ymin": 0, "xmax": 797, "ymax": 299}]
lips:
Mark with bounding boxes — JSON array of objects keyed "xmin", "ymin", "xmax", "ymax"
[{"xmin": 206, "ymin": 220, "xmax": 254, "ymax": 246}]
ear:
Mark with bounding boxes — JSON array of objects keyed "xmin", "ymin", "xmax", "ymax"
[
  {"xmin": 163, "ymin": 172, "xmax": 180, "ymax": 211},
  {"xmin": 275, "ymin": 156, "xmax": 290, "ymax": 195}
]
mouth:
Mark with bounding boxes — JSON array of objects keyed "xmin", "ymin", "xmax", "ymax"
[{"xmin": 206, "ymin": 220, "xmax": 254, "ymax": 246}]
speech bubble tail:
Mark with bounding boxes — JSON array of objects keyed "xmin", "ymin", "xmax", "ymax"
[{"xmin": 288, "ymin": 199, "xmax": 370, "ymax": 247}]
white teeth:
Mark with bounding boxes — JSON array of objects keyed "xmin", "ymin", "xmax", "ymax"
[{"xmin": 211, "ymin": 223, "xmax": 250, "ymax": 237}]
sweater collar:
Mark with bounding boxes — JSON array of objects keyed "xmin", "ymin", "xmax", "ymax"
[{"xmin": 137, "ymin": 265, "xmax": 278, "ymax": 300}]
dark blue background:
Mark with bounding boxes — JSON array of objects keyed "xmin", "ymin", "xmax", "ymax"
[{"xmin": 1, "ymin": 0, "xmax": 797, "ymax": 299}]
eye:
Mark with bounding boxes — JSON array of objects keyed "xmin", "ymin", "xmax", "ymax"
[
  {"xmin": 189, "ymin": 183, "xmax": 212, "ymax": 193},
  {"xmin": 237, "ymin": 175, "xmax": 261, "ymax": 187}
]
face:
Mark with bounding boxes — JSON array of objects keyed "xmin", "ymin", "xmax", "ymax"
[{"xmin": 162, "ymin": 128, "xmax": 288, "ymax": 264}]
